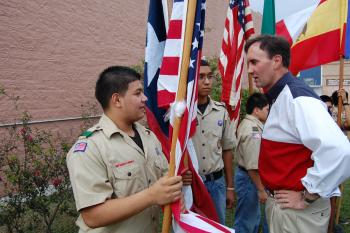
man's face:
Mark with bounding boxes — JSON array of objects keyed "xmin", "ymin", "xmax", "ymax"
[
  {"xmin": 119, "ymin": 80, "xmax": 148, "ymax": 122},
  {"xmin": 246, "ymin": 42, "xmax": 276, "ymax": 90},
  {"xmin": 256, "ymin": 104, "xmax": 270, "ymax": 123},
  {"xmin": 198, "ymin": 65, "xmax": 213, "ymax": 98}
]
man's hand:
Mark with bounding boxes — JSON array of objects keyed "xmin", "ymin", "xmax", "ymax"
[
  {"xmin": 181, "ymin": 170, "xmax": 192, "ymax": 186},
  {"xmin": 338, "ymin": 88, "xmax": 347, "ymax": 102},
  {"xmin": 226, "ymin": 190, "xmax": 235, "ymax": 209},
  {"xmin": 148, "ymin": 176, "xmax": 183, "ymax": 206},
  {"xmin": 274, "ymin": 190, "xmax": 307, "ymax": 210},
  {"xmin": 258, "ymin": 189, "xmax": 268, "ymax": 204}
]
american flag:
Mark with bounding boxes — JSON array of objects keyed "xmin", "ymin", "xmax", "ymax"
[
  {"xmin": 219, "ymin": 0, "xmax": 254, "ymax": 129},
  {"xmin": 145, "ymin": 0, "xmax": 233, "ymax": 232},
  {"xmin": 159, "ymin": 0, "xmax": 205, "ymax": 162}
]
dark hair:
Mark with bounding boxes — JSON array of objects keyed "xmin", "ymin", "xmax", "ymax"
[
  {"xmin": 200, "ymin": 59, "xmax": 210, "ymax": 67},
  {"xmin": 244, "ymin": 34, "xmax": 291, "ymax": 68},
  {"xmin": 95, "ymin": 66, "xmax": 140, "ymax": 109},
  {"xmin": 320, "ymin": 95, "xmax": 333, "ymax": 104},
  {"xmin": 331, "ymin": 90, "xmax": 349, "ymax": 106},
  {"xmin": 246, "ymin": 93, "xmax": 269, "ymax": 114}
]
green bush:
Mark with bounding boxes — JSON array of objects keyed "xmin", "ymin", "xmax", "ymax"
[{"xmin": 0, "ymin": 86, "xmax": 78, "ymax": 233}]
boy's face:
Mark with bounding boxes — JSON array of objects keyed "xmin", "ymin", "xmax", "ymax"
[
  {"xmin": 198, "ymin": 65, "xmax": 213, "ymax": 98},
  {"xmin": 118, "ymin": 80, "xmax": 148, "ymax": 122},
  {"xmin": 256, "ymin": 104, "xmax": 270, "ymax": 123}
]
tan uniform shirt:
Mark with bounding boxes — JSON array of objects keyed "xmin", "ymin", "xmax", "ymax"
[
  {"xmin": 67, "ymin": 114, "xmax": 168, "ymax": 233},
  {"xmin": 192, "ymin": 98, "xmax": 236, "ymax": 175},
  {"xmin": 235, "ymin": 114, "xmax": 263, "ymax": 170}
]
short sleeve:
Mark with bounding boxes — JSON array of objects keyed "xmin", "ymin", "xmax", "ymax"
[
  {"xmin": 67, "ymin": 139, "xmax": 113, "ymax": 211},
  {"xmin": 222, "ymin": 109, "xmax": 237, "ymax": 150},
  {"xmin": 239, "ymin": 125, "xmax": 261, "ymax": 170}
]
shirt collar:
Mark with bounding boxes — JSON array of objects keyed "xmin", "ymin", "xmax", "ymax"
[
  {"xmin": 265, "ymin": 72, "xmax": 293, "ymax": 105},
  {"xmin": 98, "ymin": 114, "xmax": 150, "ymax": 139},
  {"xmin": 198, "ymin": 96, "xmax": 219, "ymax": 115},
  {"xmin": 245, "ymin": 114, "xmax": 264, "ymax": 129},
  {"xmin": 98, "ymin": 114, "xmax": 124, "ymax": 138}
]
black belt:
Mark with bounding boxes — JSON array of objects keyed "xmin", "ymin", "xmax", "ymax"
[
  {"xmin": 204, "ymin": 169, "xmax": 223, "ymax": 181},
  {"xmin": 238, "ymin": 165, "xmax": 248, "ymax": 172}
]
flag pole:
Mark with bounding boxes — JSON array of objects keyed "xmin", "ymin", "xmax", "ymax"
[
  {"xmin": 161, "ymin": 0, "xmax": 197, "ymax": 232},
  {"xmin": 335, "ymin": 56, "xmax": 345, "ymax": 226},
  {"xmin": 335, "ymin": 0, "xmax": 347, "ymax": 225}
]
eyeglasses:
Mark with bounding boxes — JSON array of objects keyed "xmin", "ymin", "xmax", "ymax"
[{"xmin": 199, "ymin": 74, "xmax": 215, "ymax": 80}]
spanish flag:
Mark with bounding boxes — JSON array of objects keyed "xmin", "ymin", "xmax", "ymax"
[{"xmin": 289, "ymin": 0, "xmax": 350, "ymax": 75}]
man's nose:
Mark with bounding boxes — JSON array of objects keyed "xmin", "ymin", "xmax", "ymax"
[
  {"xmin": 142, "ymin": 93, "xmax": 148, "ymax": 102},
  {"xmin": 247, "ymin": 64, "xmax": 253, "ymax": 74}
]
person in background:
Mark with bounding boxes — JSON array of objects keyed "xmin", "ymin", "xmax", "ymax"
[
  {"xmin": 320, "ymin": 95, "xmax": 333, "ymax": 116},
  {"xmin": 331, "ymin": 88, "xmax": 350, "ymax": 130},
  {"xmin": 234, "ymin": 92, "xmax": 270, "ymax": 233},
  {"xmin": 245, "ymin": 34, "xmax": 350, "ymax": 233},
  {"xmin": 191, "ymin": 59, "xmax": 236, "ymax": 224}
]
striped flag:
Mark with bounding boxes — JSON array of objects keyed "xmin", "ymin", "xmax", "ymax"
[
  {"xmin": 218, "ymin": 0, "xmax": 254, "ymax": 129},
  {"xmin": 144, "ymin": 0, "xmax": 170, "ymax": 156},
  {"xmin": 145, "ymin": 0, "xmax": 233, "ymax": 232},
  {"xmin": 287, "ymin": 0, "xmax": 350, "ymax": 74},
  {"xmin": 276, "ymin": 4, "xmax": 318, "ymax": 45},
  {"xmin": 262, "ymin": 0, "xmax": 275, "ymax": 34}
]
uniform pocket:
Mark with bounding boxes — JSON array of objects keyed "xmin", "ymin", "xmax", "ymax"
[
  {"xmin": 112, "ymin": 163, "xmax": 144, "ymax": 198},
  {"xmin": 210, "ymin": 128, "xmax": 222, "ymax": 153}
]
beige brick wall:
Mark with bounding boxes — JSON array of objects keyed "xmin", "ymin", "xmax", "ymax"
[
  {"xmin": 0, "ymin": 0, "xmax": 229, "ymax": 133},
  {"xmin": 0, "ymin": 1, "xmax": 348, "ymax": 134}
]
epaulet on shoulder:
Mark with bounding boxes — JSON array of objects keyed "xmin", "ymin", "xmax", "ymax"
[
  {"xmin": 136, "ymin": 122, "xmax": 151, "ymax": 135},
  {"xmin": 213, "ymin": 101, "xmax": 226, "ymax": 108},
  {"xmin": 79, "ymin": 131, "xmax": 94, "ymax": 139},
  {"xmin": 78, "ymin": 125, "xmax": 100, "ymax": 139}
]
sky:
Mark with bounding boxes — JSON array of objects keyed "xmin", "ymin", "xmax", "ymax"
[{"xmin": 249, "ymin": 0, "xmax": 320, "ymax": 21}]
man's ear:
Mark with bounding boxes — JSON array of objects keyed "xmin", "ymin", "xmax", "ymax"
[
  {"xmin": 110, "ymin": 93, "xmax": 122, "ymax": 108},
  {"xmin": 272, "ymin": 54, "xmax": 283, "ymax": 69}
]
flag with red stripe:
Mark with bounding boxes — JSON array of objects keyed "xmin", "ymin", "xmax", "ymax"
[
  {"xmin": 145, "ymin": 0, "xmax": 233, "ymax": 231},
  {"xmin": 219, "ymin": 0, "xmax": 254, "ymax": 129}
]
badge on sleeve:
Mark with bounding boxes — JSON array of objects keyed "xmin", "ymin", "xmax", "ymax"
[
  {"xmin": 74, "ymin": 142, "xmax": 87, "ymax": 152},
  {"xmin": 217, "ymin": 120, "xmax": 223, "ymax": 126},
  {"xmin": 155, "ymin": 147, "xmax": 161, "ymax": 156},
  {"xmin": 251, "ymin": 127, "xmax": 261, "ymax": 139}
]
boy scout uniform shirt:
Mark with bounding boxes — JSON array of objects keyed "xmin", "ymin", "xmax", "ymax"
[
  {"xmin": 192, "ymin": 98, "xmax": 236, "ymax": 175},
  {"xmin": 66, "ymin": 114, "xmax": 168, "ymax": 233},
  {"xmin": 235, "ymin": 114, "xmax": 263, "ymax": 170}
]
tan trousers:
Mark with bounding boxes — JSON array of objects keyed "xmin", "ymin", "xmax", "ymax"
[{"xmin": 265, "ymin": 196, "xmax": 331, "ymax": 233}]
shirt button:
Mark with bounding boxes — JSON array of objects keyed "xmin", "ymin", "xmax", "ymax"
[
  {"xmin": 202, "ymin": 130, "xmax": 204, "ymax": 133},
  {"xmin": 152, "ymin": 216, "xmax": 156, "ymax": 221},
  {"xmin": 203, "ymin": 169, "xmax": 206, "ymax": 173},
  {"xmin": 202, "ymin": 143, "xmax": 205, "ymax": 146},
  {"xmin": 127, "ymin": 172, "xmax": 132, "ymax": 176},
  {"xmin": 202, "ymin": 157, "xmax": 205, "ymax": 159},
  {"xmin": 202, "ymin": 117, "xmax": 205, "ymax": 120},
  {"xmin": 148, "ymin": 179, "xmax": 151, "ymax": 184}
]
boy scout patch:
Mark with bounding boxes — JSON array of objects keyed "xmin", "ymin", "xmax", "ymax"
[
  {"xmin": 251, "ymin": 127, "xmax": 261, "ymax": 139},
  {"xmin": 217, "ymin": 120, "xmax": 223, "ymax": 126},
  {"xmin": 74, "ymin": 142, "xmax": 87, "ymax": 152},
  {"xmin": 155, "ymin": 147, "xmax": 161, "ymax": 156}
]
